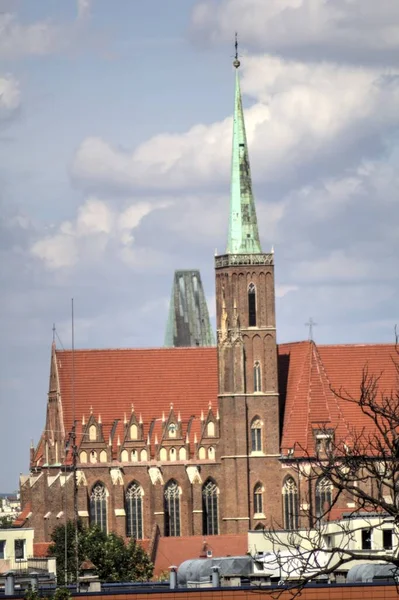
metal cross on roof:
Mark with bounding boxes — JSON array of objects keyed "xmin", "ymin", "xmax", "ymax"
[{"xmin": 305, "ymin": 317, "xmax": 317, "ymax": 341}]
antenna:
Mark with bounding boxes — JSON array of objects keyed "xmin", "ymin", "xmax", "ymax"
[{"xmin": 71, "ymin": 298, "xmax": 79, "ymax": 590}]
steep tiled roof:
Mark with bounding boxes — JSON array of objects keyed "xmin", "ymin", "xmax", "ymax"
[
  {"xmin": 281, "ymin": 341, "xmax": 398, "ymax": 454},
  {"xmin": 152, "ymin": 534, "xmax": 248, "ymax": 577},
  {"xmin": 34, "ymin": 341, "xmax": 398, "ymax": 462},
  {"xmin": 13, "ymin": 502, "xmax": 31, "ymax": 527},
  {"xmin": 55, "ymin": 347, "xmax": 218, "ymax": 457}
]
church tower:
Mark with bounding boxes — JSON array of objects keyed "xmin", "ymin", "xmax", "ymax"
[{"xmin": 216, "ymin": 49, "xmax": 280, "ymax": 532}]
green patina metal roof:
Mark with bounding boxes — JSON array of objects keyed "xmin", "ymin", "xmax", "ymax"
[
  {"xmin": 164, "ymin": 270, "xmax": 215, "ymax": 347},
  {"xmin": 226, "ymin": 67, "xmax": 262, "ymax": 254}
]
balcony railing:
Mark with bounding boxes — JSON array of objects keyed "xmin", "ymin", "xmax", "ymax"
[
  {"xmin": 215, "ymin": 253, "xmax": 274, "ymax": 268},
  {"xmin": 0, "ymin": 556, "xmax": 55, "ymax": 574}
]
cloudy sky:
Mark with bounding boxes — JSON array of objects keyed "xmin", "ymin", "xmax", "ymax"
[{"xmin": 1, "ymin": 0, "xmax": 398, "ymax": 491}]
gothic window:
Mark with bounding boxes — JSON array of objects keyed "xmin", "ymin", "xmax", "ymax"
[
  {"xmin": 202, "ymin": 479, "xmax": 219, "ymax": 535},
  {"xmin": 248, "ymin": 283, "xmax": 256, "ymax": 326},
  {"xmin": 160, "ymin": 447, "xmax": 167, "ymax": 461},
  {"xmin": 283, "ymin": 477, "xmax": 299, "ymax": 530},
  {"xmin": 164, "ymin": 480, "xmax": 180, "ymax": 537},
  {"xmin": 90, "ymin": 483, "xmax": 107, "ymax": 532},
  {"xmin": 125, "ymin": 482, "xmax": 143, "ymax": 539},
  {"xmin": 251, "ymin": 417, "xmax": 262, "ymax": 452},
  {"xmin": 140, "ymin": 449, "xmax": 148, "ymax": 461},
  {"xmin": 99, "ymin": 450, "xmax": 107, "ymax": 463},
  {"xmin": 130, "ymin": 424, "xmax": 138, "ymax": 440},
  {"xmin": 121, "ymin": 449, "xmax": 128, "ymax": 462},
  {"xmin": 207, "ymin": 421, "xmax": 215, "ymax": 437},
  {"xmin": 170, "ymin": 447, "xmax": 176, "ymax": 462},
  {"xmin": 131, "ymin": 449, "xmax": 138, "ymax": 462},
  {"xmin": 179, "ymin": 447, "xmax": 187, "ymax": 460},
  {"xmin": 254, "ymin": 483, "xmax": 264, "ymax": 515},
  {"xmin": 315, "ymin": 477, "xmax": 333, "ymax": 520},
  {"xmin": 254, "ymin": 361, "xmax": 261, "ymax": 392},
  {"xmin": 89, "ymin": 425, "xmax": 97, "ymax": 441},
  {"xmin": 80, "ymin": 451, "xmax": 87, "ymax": 463},
  {"xmin": 168, "ymin": 423, "xmax": 177, "ymax": 438},
  {"xmin": 208, "ymin": 446, "xmax": 215, "ymax": 460},
  {"xmin": 198, "ymin": 446, "xmax": 206, "ymax": 459},
  {"xmin": 89, "ymin": 450, "xmax": 97, "ymax": 464}
]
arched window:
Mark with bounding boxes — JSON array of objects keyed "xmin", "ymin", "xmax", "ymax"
[
  {"xmin": 251, "ymin": 418, "xmax": 262, "ymax": 452},
  {"xmin": 89, "ymin": 450, "xmax": 97, "ymax": 464},
  {"xmin": 140, "ymin": 449, "xmax": 148, "ymax": 462},
  {"xmin": 164, "ymin": 480, "xmax": 180, "ymax": 537},
  {"xmin": 179, "ymin": 447, "xmax": 187, "ymax": 461},
  {"xmin": 99, "ymin": 450, "xmax": 107, "ymax": 463},
  {"xmin": 168, "ymin": 423, "xmax": 177, "ymax": 438},
  {"xmin": 316, "ymin": 477, "xmax": 333, "ymax": 520},
  {"xmin": 90, "ymin": 483, "xmax": 107, "ymax": 532},
  {"xmin": 207, "ymin": 421, "xmax": 215, "ymax": 437},
  {"xmin": 160, "ymin": 447, "xmax": 167, "ymax": 461},
  {"xmin": 254, "ymin": 483, "xmax": 263, "ymax": 515},
  {"xmin": 198, "ymin": 446, "xmax": 206, "ymax": 459},
  {"xmin": 283, "ymin": 477, "xmax": 299, "ymax": 530},
  {"xmin": 170, "ymin": 447, "xmax": 176, "ymax": 462},
  {"xmin": 254, "ymin": 361, "xmax": 261, "ymax": 392},
  {"xmin": 126, "ymin": 482, "xmax": 143, "ymax": 539},
  {"xmin": 130, "ymin": 424, "xmax": 138, "ymax": 440},
  {"xmin": 80, "ymin": 451, "xmax": 87, "ymax": 464},
  {"xmin": 202, "ymin": 479, "xmax": 219, "ymax": 535},
  {"xmin": 131, "ymin": 449, "xmax": 138, "ymax": 462},
  {"xmin": 121, "ymin": 449, "xmax": 128, "ymax": 462},
  {"xmin": 248, "ymin": 283, "xmax": 256, "ymax": 326},
  {"xmin": 89, "ymin": 425, "xmax": 97, "ymax": 441}
]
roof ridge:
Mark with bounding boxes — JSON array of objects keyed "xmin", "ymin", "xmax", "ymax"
[
  {"xmin": 55, "ymin": 346, "xmax": 217, "ymax": 353},
  {"xmin": 312, "ymin": 343, "xmax": 352, "ymax": 439},
  {"xmin": 282, "ymin": 342, "xmax": 312, "ymax": 448}
]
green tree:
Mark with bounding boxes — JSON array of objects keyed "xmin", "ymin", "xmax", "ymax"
[
  {"xmin": 0, "ymin": 515, "xmax": 14, "ymax": 528},
  {"xmin": 49, "ymin": 522, "xmax": 153, "ymax": 584}
]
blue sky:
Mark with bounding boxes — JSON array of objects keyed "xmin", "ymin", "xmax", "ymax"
[{"xmin": 1, "ymin": 0, "xmax": 399, "ymax": 491}]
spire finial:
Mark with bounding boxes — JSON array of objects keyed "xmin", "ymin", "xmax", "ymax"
[
  {"xmin": 226, "ymin": 36, "xmax": 262, "ymax": 255},
  {"xmin": 233, "ymin": 32, "xmax": 240, "ymax": 69}
]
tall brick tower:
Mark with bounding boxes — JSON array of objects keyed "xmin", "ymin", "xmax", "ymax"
[{"xmin": 216, "ymin": 49, "xmax": 280, "ymax": 532}]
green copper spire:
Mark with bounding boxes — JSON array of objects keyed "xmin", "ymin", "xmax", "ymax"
[{"xmin": 227, "ymin": 41, "xmax": 262, "ymax": 254}]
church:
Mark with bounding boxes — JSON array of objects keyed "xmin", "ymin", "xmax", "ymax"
[{"xmin": 19, "ymin": 57, "xmax": 397, "ymax": 546}]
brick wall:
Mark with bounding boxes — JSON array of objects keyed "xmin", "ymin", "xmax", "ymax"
[{"xmin": 8, "ymin": 584, "xmax": 399, "ymax": 600}]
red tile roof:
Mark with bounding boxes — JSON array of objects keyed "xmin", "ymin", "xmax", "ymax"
[
  {"xmin": 37, "ymin": 346, "xmax": 218, "ymax": 463},
  {"xmin": 281, "ymin": 341, "xmax": 398, "ymax": 454},
  {"xmin": 33, "ymin": 542, "xmax": 51, "ymax": 557},
  {"xmin": 13, "ymin": 502, "xmax": 31, "ymax": 527},
  {"xmin": 33, "ymin": 341, "xmax": 398, "ymax": 462},
  {"xmin": 152, "ymin": 534, "xmax": 248, "ymax": 577}
]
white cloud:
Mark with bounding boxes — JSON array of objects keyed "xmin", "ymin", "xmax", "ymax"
[
  {"xmin": 30, "ymin": 197, "xmax": 167, "ymax": 270},
  {"xmin": 77, "ymin": 0, "xmax": 92, "ymax": 22},
  {"xmin": 0, "ymin": 75, "xmax": 20, "ymax": 119},
  {"xmin": 0, "ymin": 1, "xmax": 93, "ymax": 59},
  {"xmin": 0, "ymin": 13, "xmax": 60, "ymax": 59},
  {"xmin": 71, "ymin": 56, "xmax": 399, "ymax": 193},
  {"xmin": 191, "ymin": 0, "xmax": 399, "ymax": 60}
]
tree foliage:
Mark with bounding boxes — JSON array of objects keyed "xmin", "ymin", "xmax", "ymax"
[
  {"xmin": 262, "ymin": 342, "xmax": 399, "ymax": 594},
  {"xmin": 0, "ymin": 515, "xmax": 14, "ymax": 528},
  {"xmin": 48, "ymin": 522, "xmax": 153, "ymax": 584}
]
